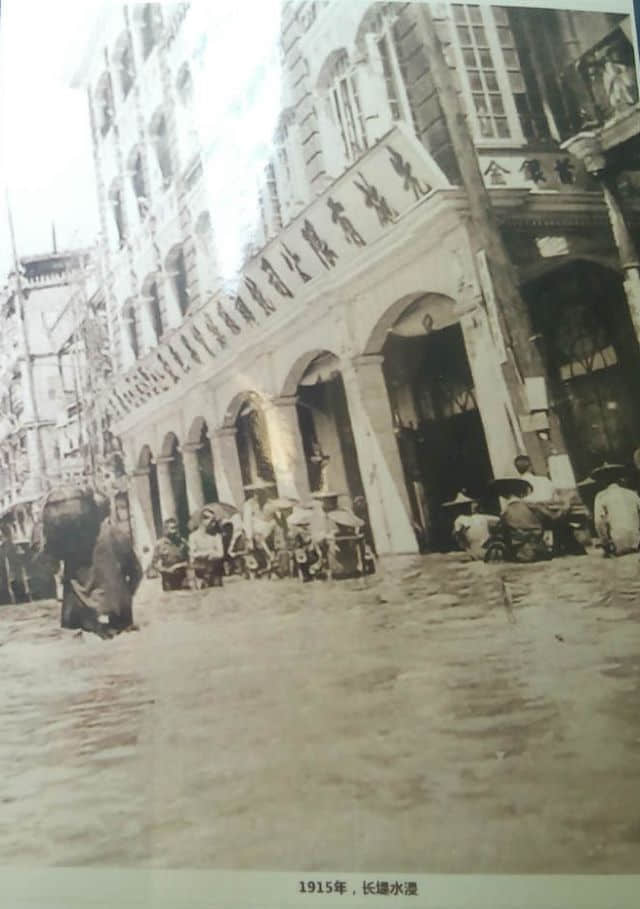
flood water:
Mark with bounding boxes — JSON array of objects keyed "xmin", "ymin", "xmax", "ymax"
[{"xmin": 1, "ymin": 552, "xmax": 639, "ymax": 871}]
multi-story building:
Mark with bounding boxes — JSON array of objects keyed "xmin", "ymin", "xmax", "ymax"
[
  {"xmin": 0, "ymin": 247, "xmax": 124, "ymax": 545},
  {"xmin": 73, "ymin": 1, "xmax": 640, "ymax": 557}
]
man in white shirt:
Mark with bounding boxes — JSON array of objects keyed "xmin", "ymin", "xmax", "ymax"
[{"xmin": 593, "ymin": 465, "xmax": 640, "ymax": 556}]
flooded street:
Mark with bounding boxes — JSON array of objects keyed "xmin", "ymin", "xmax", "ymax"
[{"xmin": 1, "ymin": 552, "xmax": 639, "ymax": 873}]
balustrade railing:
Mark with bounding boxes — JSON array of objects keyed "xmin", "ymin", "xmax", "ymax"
[{"xmin": 561, "ymin": 23, "xmax": 639, "ymax": 138}]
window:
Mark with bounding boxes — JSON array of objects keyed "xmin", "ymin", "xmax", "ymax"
[
  {"xmin": 265, "ymin": 162, "xmax": 282, "ymax": 231},
  {"xmin": 128, "ymin": 147, "xmax": 148, "ymax": 217},
  {"xmin": 452, "ymin": 4, "xmax": 510, "ymax": 138},
  {"xmin": 115, "ymin": 34, "xmax": 135, "ymax": 99},
  {"xmin": 176, "ymin": 63, "xmax": 194, "ymax": 106},
  {"xmin": 123, "ymin": 303, "xmax": 140, "ymax": 359},
  {"xmin": 195, "ymin": 210, "xmax": 213, "ymax": 252},
  {"xmin": 149, "ymin": 112, "xmax": 173, "ymax": 187},
  {"xmin": 96, "ymin": 73, "xmax": 114, "ymax": 137},
  {"xmin": 139, "ymin": 3, "xmax": 160, "ymax": 60},
  {"xmin": 377, "ymin": 34, "xmax": 402, "ymax": 122},
  {"xmin": 325, "ymin": 52, "xmax": 368, "ymax": 162},
  {"xmin": 451, "ymin": 4, "xmax": 548, "ymax": 143},
  {"xmin": 166, "ymin": 247, "xmax": 190, "ymax": 316},
  {"xmin": 145, "ymin": 280, "xmax": 164, "ymax": 340},
  {"xmin": 108, "ymin": 181, "xmax": 126, "ymax": 247}
]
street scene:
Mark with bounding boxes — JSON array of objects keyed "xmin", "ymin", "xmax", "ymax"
[
  {"xmin": 1, "ymin": 0, "xmax": 640, "ymax": 876},
  {"xmin": 1, "ymin": 553, "xmax": 640, "ymax": 871}
]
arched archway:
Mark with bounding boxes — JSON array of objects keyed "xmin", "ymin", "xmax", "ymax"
[
  {"xmin": 138, "ymin": 444, "xmax": 162, "ymax": 538},
  {"xmin": 287, "ymin": 351, "xmax": 365, "ymax": 508},
  {"xmin": 523, "ymin": 259, "xmax": 640, "ymax": 478},
  {"xmin": 160, "ymin": 432, "xmax": 190, "ymax": 533},
  {"xmin": 368, "ymin": 292, "xmax": 493, "ymax": 551},
  {"xmin": 187, "ymin": 416, "xmax": 218, "ymax": 504},
  {"xmin": 227, "ymin": 393, "xmax": 276, "ymax": 490}
]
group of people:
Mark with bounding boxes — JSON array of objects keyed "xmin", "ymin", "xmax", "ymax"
[
  {"xmin": 149, "ymin": 482, "xmax": 376, "ymax": 591},
  {"xmin": 446, "ymin": 453, "xmax": 640, "ymax": 564}
]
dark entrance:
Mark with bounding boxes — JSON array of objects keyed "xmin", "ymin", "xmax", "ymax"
[
  {"xmin": 525, "ymin": 261, "xmax": 640, "ymax": 479},
  {"xmin": 296, "ymin": 357, "xmax": 365, "ymax": 504},
  {"xmin": 383, "ymin": 321, "xmax": 493, "ymax": 551},
  {"xmin": 148, "ymin": 461, "xmax": 163, "ymax": 538},
  {"xmin": 196, "ymin": 422, "xmax": 218, "ymax": 504},
  {"xmin": 235, "ymin": 397, "xmax": 275, "ymax": 487},
  {"xmin": 164, "ymin": 435, "xmax": 190, "ymax": 534}
]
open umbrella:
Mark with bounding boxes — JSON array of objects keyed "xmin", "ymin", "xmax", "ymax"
[
  {"xmin": 441, "ymin": 491, "xmax": 475, "ymax": 508},
  {"xmin": 590, "ymin": 462, "xmax": 627, "ymax": 487},
  {"xmin": 328, "ymin": 509, "xmax": 364, "ymax": 529},
  {"xmin": 288, "ymin": 507, "xmax": 314, "ymax": 526},
  {"xmin": 263, "ymin": 497, "xmax": 298, "ymax": 517},
  {"xmin": 243, "ymin": 479, "xmax": 276, "ymax": 491},
  {"xmin": 488, "ymin": 477, "xmax": 533, "ymax": 499},
  {"xmin": 189, "ymin": 501, "xmax": 238, "ymax": 531}
]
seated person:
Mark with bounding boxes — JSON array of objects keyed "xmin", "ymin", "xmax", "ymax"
[
  {"xmin": 189, "ymin": 506, "xmax": 225, "ymax": 587},
  {"xmin": 593, "ymin": 463, "xmax": 640, "ymax": 556},
  {"xmin": 449, "ymin": 496, "xmax": 500, "ymax": 561},
  {"xmin": 151, "ymin": 518, "xmax": 189, "ymax": 591},
  {"xmin": 494, "ymin": 478, "xmax": 568, "ymax": 563}
]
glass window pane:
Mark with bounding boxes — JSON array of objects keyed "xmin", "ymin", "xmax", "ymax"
[
  {"xmin": 463, "ymin": 48, "xmax": 477, "ymax": 67},
  {"xmin": 479, "ymin": 50, "xmax": 494, "ymax": 68},
  {"xmin": 473, "ymin": 94, "xmax": 489, "ymax": 114},
  {"xmin": 496, "ymin": 118, "xmax": 511, "ymax": 137},
  {"xmin": 452, "ymin": 5, "xmax": 466, "ymax": 23},
  {"xmin": 509, "ymin": 71, "xmax": 526, "ymax": 93},
  {"xmin": 490, "ymin": 95, "xmax": 505, "ymax": 115},
  {"xmin": 473, "ymin": 26, "xmax": 487, "ymax": 45},
  {"xmin": 502, "ymin": 49, "xmax": 519, "ymax": 67},
  {"xmin": 485, "ymin": 72, "xmax": 499, "ymax": 91},
  {"xmin": 479, "ymin": 117, "xmax": 494, "ymax": 137},
  {"xmin": 497, "ymin": 26, "xmax": 514, "ymax": 48},
  {"xmin": 492, "ymin": 7, "xmax": 509, "ymax": 25},
  {"xmin": 457, "ymin": 25, "xmax": 471, "ymax": 44},
  {"xmin": 469, "ymin": 72, "xmax": 483, "ymax": 91},
  {"xmin": 468, "ymin": 5, "xmax": 483, "ymax": 23}
]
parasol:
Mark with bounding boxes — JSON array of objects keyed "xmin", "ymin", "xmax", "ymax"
[
  {"xmin": 488, "ymin": 477, "xmax": 533, "ymax": 499},
  {"xmin": 288, "ymin": 507, "xmax": 314, "ymax": 526},
  {"xmin": 590, "ymin": 462, "xmax": 627, "ymax": 486},
  {"xmin": 328, "ymin": 509, "xmax": 365, "ymax": 529},
  {"xmin": 441, "ymin": 491, "xmax": 475, "ymax": 508}
]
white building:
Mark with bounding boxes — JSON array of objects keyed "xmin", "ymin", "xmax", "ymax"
[{"xmin": 73, "ymin": 1, "xmax": 640, "ymax": 556}]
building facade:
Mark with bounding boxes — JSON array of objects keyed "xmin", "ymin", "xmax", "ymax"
[
  {"xmin": 73, "ymin": 1, "xmax": 640, "ymax": 557},
  {"xmin": 0, "ymin": 248, "xmax": 124, "ymax": 547}
]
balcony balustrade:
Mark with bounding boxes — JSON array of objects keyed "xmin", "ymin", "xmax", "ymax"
[{"xmin": 561, "ymin": 22, "xmax": 639, "ymax": 144}]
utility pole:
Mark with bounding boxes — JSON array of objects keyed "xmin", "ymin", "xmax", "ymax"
[
  {"xmin": 414, "ymin": 4, "xmax": 567, "ymax": 473},
  {"xmin": 6, "ymin": 195, "xmax": 50, "ymax": 496}
]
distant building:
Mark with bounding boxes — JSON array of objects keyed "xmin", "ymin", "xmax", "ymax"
[
  {"xmin": 73, "ymin": 2, "xmax": 640, "ymax": 556},
  {"xmin": 0, "ymin": 248, "xmax": 125, "ymax": 547}
]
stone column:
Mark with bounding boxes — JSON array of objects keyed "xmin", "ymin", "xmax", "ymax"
[
  {"xmin": 210, "ymin": 426, "xmax": 245, "ymax": 507},
  {"xmin": 341, "ymin": 356, "xmax": 419, "ymax": 555},
  {"xmin": 130, "ymin": 468, "xmax": 157, "ymax": 553},
  {"xmin": 265, "ymin": 396, "xmax": 311, "ymax": 501},
  {"xmin": 602, "ymin": 179, "xmax": 640, "ymax": 343},
  {"xmin": 155, "ymin": 455, "xmax": 177, "ymax": 522},
  {"xmin": 459, "ymin": 303, "xmax": 523, "ymax": 477},
  {"xmin": 563, "ymin": 132, "xmax": 640, "ymax": 348},
  {"xmin": 182, "ymin": 442, "xmax": 205, "ymax": 512}
]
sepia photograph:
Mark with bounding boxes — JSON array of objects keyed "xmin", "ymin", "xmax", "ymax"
[{"xmin": 0, "ymin": 0, "xmax": 639, "ymax": 896}]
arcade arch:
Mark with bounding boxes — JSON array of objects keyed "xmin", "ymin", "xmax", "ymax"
[
  {"xmin": 367, "ymin": 292, "xmax": 493, "ymax": 551},
  {"xmin": 160, "ymin": 432, "xmax": 189, "ymax": 533},
  {"xmin": 137, "ymin": 444, "xmax": 162, "ymax": 538},
  {"xmin": 186, "ymin": 416, "xmax": 218, "ymax": 505}
]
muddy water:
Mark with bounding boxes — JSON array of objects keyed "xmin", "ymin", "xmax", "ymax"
[{"xmin": 1, "ymin": 553, "xmax": 639, "ymax": 871}]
